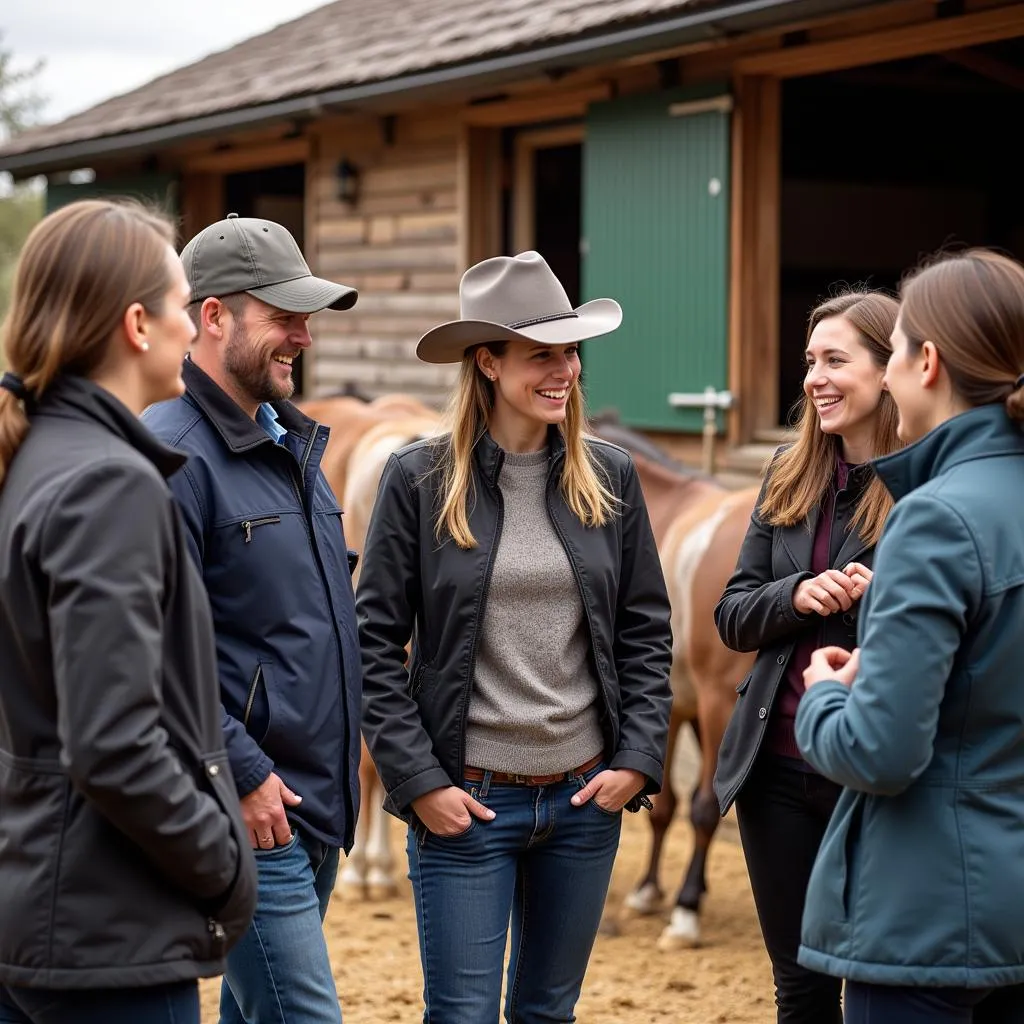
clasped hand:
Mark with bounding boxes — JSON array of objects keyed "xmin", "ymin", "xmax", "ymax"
[{"xmin": 793, "ymin": 561, "xmax": 872, "ymax": 617}]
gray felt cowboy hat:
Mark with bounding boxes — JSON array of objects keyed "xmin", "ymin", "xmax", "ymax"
[{"xmin": 416, "ymin": 250, "xmax": 622, "ymax": 364}]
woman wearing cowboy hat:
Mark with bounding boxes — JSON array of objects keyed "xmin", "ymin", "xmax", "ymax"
[{"xmin": 356, "ymin": 251, "xmax": 673, "ymax": 1023}]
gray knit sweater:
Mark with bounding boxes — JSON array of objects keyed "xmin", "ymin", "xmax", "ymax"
[{"xmin": 465, "ymin": 447, "xmax": 604, "ymax": 775}]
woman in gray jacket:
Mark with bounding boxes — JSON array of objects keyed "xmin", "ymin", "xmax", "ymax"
[
  {"xmin": 0, "ymin": 201, "xmax": 256, "ymax": 1024},
  {"xmin": 799, "ymin": 249, "xmax": 1024, "ymax": 1023}
]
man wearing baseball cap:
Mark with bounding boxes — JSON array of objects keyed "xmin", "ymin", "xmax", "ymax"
[{"xmin": 143, "ymin": 215, "xmax": 360, "ymax": 1024}]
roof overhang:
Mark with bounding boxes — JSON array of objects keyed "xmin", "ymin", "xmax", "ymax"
[{"xmin": 1, "ymin": 0, "xmax": 884, "ymax": 177}]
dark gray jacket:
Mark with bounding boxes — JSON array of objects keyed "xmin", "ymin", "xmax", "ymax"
[
  {"xmin": 357, "ymin": 430, "xmax": 673, "ymax": 819},
  {"xmin": 713, "ymin": 454, "xmax": 875, "ymax": 813},
  {"xmin": 0, "ymin": 377, "xmax": 256, "ymax": 990}
]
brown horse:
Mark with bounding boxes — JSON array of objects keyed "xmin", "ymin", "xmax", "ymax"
[
  {"xmin": 592, "ymin": 419, "xmax": 760, "ymax": 948},
  {"xmin": 299, "ymin": 392, "xmax": 442, "ymax": 898}
]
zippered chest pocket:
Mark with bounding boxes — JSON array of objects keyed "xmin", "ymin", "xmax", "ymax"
[{"xmin": 240, "ymin": 515, "xmax": 281, "ymax": 543}]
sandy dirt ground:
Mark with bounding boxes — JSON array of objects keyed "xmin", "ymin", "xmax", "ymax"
[{"xmin": 201, "ymin": 738, "xmax": 775, "ymax": 1023}]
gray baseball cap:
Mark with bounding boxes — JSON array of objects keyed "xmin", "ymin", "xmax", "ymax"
[{"xmin": 181, "ymin": 213, "xmax": 357, "ymax": 313}]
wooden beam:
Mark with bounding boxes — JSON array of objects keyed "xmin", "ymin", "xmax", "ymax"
[
  {"xmin": 461, "ymin": 84, "xmax": 611, "ymax": 126},
  {"xmin": 943, "ymin": 46, "xmax": 1024, "ymax": 91},
  {"xmin": 180, "ymin": 171, "xmax": 223, "ymax": 243},
  {"xmin": 184, "ymin": 137, "xmax": 309, "ymax": 174},
  {"xmin": 457, "ymin": 124, "xmax": 502, "ymax": 271},
  {"xmin": 728, "ymin": 75, "xmax": 780, "ymax": 444},
  {"xmin": 735, "ymin": 4, "xmax": 1024, "ymax": 78}
]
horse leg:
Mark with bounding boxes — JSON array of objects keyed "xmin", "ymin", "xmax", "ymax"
[
  {"xmin": 659, "ymin": 689, "xmax": 732, "ymax": 950},
  {"xmin": 365, "ymin": 772, "xmax": 398, "ymax": 897},
  {"xmin": 624, "ymin": 704, "xmax": 685, "ymax": 916},
  {"xmin": 338, "ymin": 737, "xmax": 377, "ymax": 896}
]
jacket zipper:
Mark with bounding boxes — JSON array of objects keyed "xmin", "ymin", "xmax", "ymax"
[
  {"xmin": 243, "ymin": 664, "xmax": 263, "ymax": 728},
  {"xmin": 241, "ymin": 515, "xmax": 281, "ymax": 543},
  {"xmin": 287, "ymin": 423, "xmax": 357, "ymax": 844},
  {"xmin": 458, "ymin": 452, "xmax": 505, "ymax": 775}
]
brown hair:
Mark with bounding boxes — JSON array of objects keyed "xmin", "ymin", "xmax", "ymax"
[
  {"xmin": 434, "ymin": 342, "xmax": 615, "ymax": 548},
  {"xmin": 0, "ymin": 199, "xmax": 176, "ymax": 489},
  {"xmin": 759, "ymin": 291, "xmax": 902, "ymax": 546},
  {"xmin": 899, "ymin": 248, "xmax": 1024, "ymax": 422}
]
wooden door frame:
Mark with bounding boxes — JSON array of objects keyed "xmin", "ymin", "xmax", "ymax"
[
  {"xmin": 511, "ymin": 123, "xmax": 585, "ymax": 253},
  {"xmin": 729, "ymin": 2, "xmax": 1024, "ymax": 446}
]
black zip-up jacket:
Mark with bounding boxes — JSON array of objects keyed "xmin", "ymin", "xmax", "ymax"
[
  {"xmin": 143, "ymin": 360, "xmax": 362, "ymax": 851},
  {"xmin": 357, "ymin": 429, "xmax": 673, "ymax": 819},
  {"xmin": 712, "ymin": 454, "xmax": 875, "ymax": 814},
  {"xmin": 0, "ymin": 377, "xmax": 256, "ymax": 989}
]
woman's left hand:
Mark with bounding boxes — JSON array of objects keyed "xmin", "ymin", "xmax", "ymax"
[
  {"xmin": 570, "ymin": 768, "xmax": 646, "ymax": 813},
  {"xmin": 844, "ymin": 562, "xmax": 873, "ymax": 600},
  {"xmin": 804, "ymin": 646, "xmax": 860, "ymax": 691}
]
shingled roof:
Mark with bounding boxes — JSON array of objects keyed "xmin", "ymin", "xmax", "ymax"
[{"xmin": 2, "ymin": 0, "xmax": 713, "ymax": 162}]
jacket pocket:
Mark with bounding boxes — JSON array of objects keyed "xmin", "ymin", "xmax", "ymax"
[
  {"xmin": 409, "ymin": 664, "xmax": 434, "ymax": 700},
  {"xmin": 239, "ymin": 515, "xmax": 282, "ymax": 544},
  {"xmin": 242, "ymin": 662, "xmax": 280, "ymax": 745},
  {"xmin": 201, "ymin": 754, "xmax": 257, "ymax": 952},
  {"xmin": 0, "ymin": 752, "xmax": 65, "ymax": 967}
]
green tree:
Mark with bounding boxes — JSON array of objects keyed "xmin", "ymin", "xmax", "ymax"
[{"xmin": 0, "ymin": 32, "xmax": 47, "ymax": 361}]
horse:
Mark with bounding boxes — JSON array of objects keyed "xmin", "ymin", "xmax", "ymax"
[
  {"xmin": 298, "ymin": 392, "xmax": 442, "ymax": 899},
  {"xmin": 590, "ymin": 417, "xmax": 761, "ymax": 949}
]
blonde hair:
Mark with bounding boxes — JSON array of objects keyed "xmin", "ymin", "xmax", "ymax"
[
  {"xmin": 759, "ymin": 291, "xmax": 901, "ymax": 547},
  {"xmin": 434, "ymin": 343, "xmax": 616, "ymax": 548},
  {"xmin": 0, "ymin": 199, "xmax": 175, "ymax": 490}
]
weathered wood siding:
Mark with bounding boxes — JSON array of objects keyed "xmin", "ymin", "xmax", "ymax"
[{"xmin": 306, "ymin": 110, "xmax": 462, "ymax": 405}]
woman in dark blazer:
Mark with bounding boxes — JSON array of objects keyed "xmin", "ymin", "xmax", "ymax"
[{"xmin": 712, "ymin": 290, "xmax": 901, "ymax": 1024}]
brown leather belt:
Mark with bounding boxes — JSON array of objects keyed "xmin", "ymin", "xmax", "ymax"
[{"xmin": 463, "ymin": 753, "xmax": 603, "ymax": 786}]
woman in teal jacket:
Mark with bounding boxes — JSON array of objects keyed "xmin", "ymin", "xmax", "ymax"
[{"xmin": 798, "ymin": 249, "xmax": 1024, "ymax": 1024}]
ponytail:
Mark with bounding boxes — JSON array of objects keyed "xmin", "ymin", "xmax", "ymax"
[{"xmin": 0, "ymin": 199, "xmax": 176, "ymax": 491}]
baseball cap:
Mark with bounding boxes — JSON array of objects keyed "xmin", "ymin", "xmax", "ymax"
[{"xmin": 181, "ymin": 213, "xmax": 358, "ymax": 313}]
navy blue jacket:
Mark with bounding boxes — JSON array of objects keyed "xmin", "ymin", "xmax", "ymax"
[
  {"xmin": 143, "ymin": 360, "xmax": 361, "ymax": 851},
  {"xmin": 796, "ymin": 404, "xmax": 1024, "ymax": 987}
]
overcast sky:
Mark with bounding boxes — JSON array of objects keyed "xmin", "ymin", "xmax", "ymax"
[{"xmin": 4, "ymin": 1, "xmax": 329, "ymax": 125}]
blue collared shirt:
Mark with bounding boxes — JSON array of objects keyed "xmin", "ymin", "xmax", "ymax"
[{"xmin": 255, "ymin": 402, "xmax": 287, "ymax": 443}]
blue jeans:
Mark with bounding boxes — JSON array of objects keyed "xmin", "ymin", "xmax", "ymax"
[
  {"xmin": 0, "ymin": 981, "xmax": 198, "ymax": 1023},
  {"xmin": 219, "ymin": 829, "xmax": 342, "ymax": 1024},
  {"xmin": 845, "ymin": 981, "xmax": 1024, "ymax": 1023},
  {"xmin": 407, "ymin": 763, "xmax": 622, "ymax": 1024}
]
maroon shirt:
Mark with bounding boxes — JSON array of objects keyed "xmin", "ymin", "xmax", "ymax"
[{"xmin": 766, "ymin": 459, "xmax": 851, "ymax": 762}]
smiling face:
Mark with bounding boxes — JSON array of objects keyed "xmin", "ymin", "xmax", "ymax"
[
  {"xmin": 478, "ymin": 340, "xmax": 581, "ymax": 441},
  {"xmin": 803, "ymin": 315, "xmax": 887, "ymax": 460},
  {"xmin": 224, "ymin": 295, "xmax": 311, "ymax": 406}
]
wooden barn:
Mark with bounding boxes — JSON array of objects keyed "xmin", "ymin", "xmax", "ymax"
[{"xmin": 2, "ymin": 0, "xmax": 1022, "ymax": 471}]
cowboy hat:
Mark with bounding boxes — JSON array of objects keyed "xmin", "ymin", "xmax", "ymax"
[{"xmin": 416, "ymin": 251, "xmax": 622, "ymax": 364}]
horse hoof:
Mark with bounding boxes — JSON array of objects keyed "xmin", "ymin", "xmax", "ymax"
[
  {"xmin": 366, "ymin": 867, "xmax": 399, "ymax": 899},
  {"xmin": 337, "ymin": 862, "xmax": 366, "ymax": 888},
  {"xmin": 624, "ymin": 883, "xmax": 663, "ymax": 915},
  {"xmin": 657, "ymin": 907, "xmax": 701, "ymax": 950}
]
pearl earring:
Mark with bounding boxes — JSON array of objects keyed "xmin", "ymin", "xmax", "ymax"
[{"xmin": 140, "ymin": 342, "xmax": 150, "ymax": 352}]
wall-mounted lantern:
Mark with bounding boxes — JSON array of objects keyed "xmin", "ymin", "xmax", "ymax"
[{"xmin": 336, "ymin": 159, "xmax": 361, "ymax": 207}]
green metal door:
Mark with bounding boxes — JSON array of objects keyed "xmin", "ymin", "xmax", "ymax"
[
  {"xmin": 582, "ymin": 86, "xmax": 731, "ymax": 431},
  {"xmin": 45, "ymin": 172, "xmax": 179, "ymax": 215}
]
